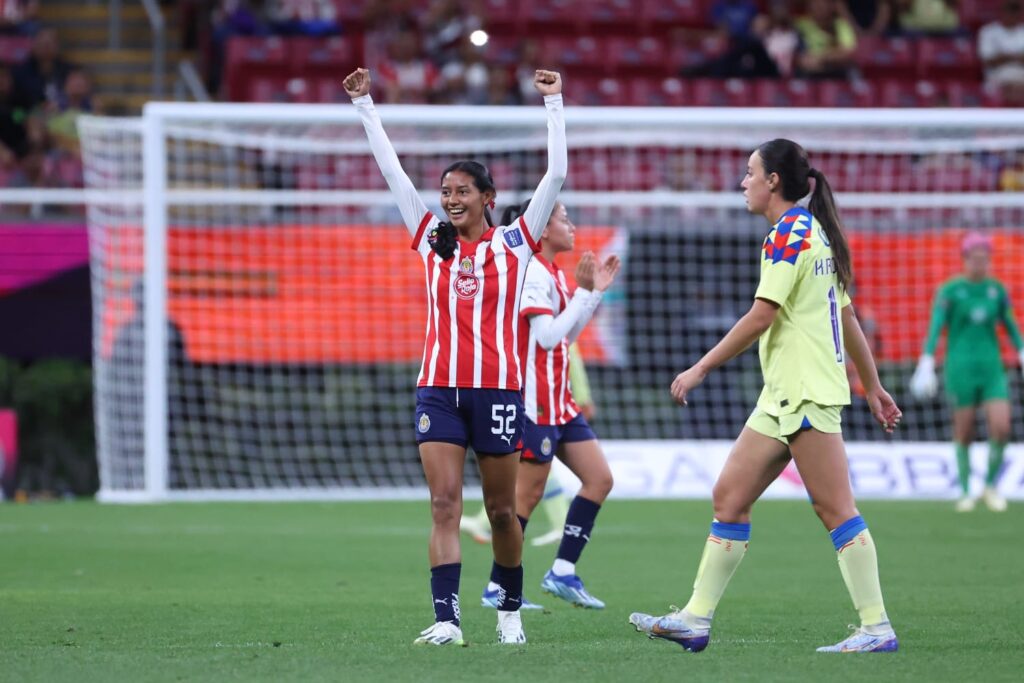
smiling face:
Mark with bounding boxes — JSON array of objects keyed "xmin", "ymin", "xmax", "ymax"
[
  {"xmin": 542, "ymin": 203, "xmax": 575, "ymax": 253},
  {"xmin": 440, "ymin": 170, "xmax": 492, "ymax": 231},
  {"xmin": 741, "ymin": 150, "xmax": 776, "ymax": 216}
]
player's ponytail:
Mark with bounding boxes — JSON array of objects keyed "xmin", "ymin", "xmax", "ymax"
[
  {"xmin": 500, "ymin": 198, "xmax": 531, "ymax": 226},
  {"xmin": 432, "ymin": 160, "xmax": 497, "ymax": 260},
  {"xmin": 758, "ymin": 138, "xmax": 853, "ymax": 292},
  {"xmin": 807, "ymin": 168, "xmax": 852, "ymax": 293}
]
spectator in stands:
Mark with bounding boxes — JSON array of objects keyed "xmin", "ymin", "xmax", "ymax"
[
  {"xmin": 439, "ymin": 36, "xmax": 489, "ymax": 104},
  {"xmin": 893, "ymin": 0, "xmax": 960, "ymax": 35},
  {"xmin": 0, "ymin": 0, "xmax": 40, "ymax": 36},
  {"xmin": 840, "ymin": 0, "xmax": 895, "ymax": 36},
  {"xmin": 12, "ymin": 28, "xmax": 71, "ymax": 110},
  {"xmin": 266, "ymin": 0, "xmax": 340, "ymax": 36},
  {"xmin": 377, "ymin": 27, "xmax": 440, "ymax": 103},
  {"xmin": 978, "ymin": 0, "xmax": 1024, "ymax": 105},
  {"xmin": 486, "ymin": 65, "xmax": 518, "ymax": 105},
  {"xmin": 422, "ymin": 0, "xmax": 483, "ymax": 65},
  {"xmin": 207, "ymin": 1, "xmax": 269, "ymax": 96},
  {"xmin": 0, "ymin": 64, "xmax": 25, "ymax": 183},
  {"xmin": 45, "ymin": 68, "xmax": 91, "ymax": 156},
  {"xmin": 754, "ymin": 3, "xmax": 801, "ymax": 77},
  {"xmin": 687, "ymin": 0, "xmax": 779, "ymax": 78},
  {"xmin": 795, "ymin": 0, "xmax": 858, "ymax": 79}
]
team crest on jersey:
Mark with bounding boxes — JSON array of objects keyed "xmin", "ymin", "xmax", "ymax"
[
  {"xmin": 459, "ymin": 256, "xmax": 474, "ymax": 273},
  {"xmin": 540, "ymin": 436, "xmax": 553, "ymax": 456},
  {"xmin": 503, "ymin": 227, "xmax": 524, "ymax": 248},
  {"xmin": 418, "ymin": 413, "xmax": 431, "ymax": 433}
]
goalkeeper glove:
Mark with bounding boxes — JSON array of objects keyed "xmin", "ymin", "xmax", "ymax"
[{"xmin": 909, "ymin": 354, "xmax": 938, "ymax": 399}]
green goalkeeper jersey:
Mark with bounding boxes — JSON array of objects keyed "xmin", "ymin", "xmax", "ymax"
[{"xmin": 923, "ymin": 276, "xmax": 1024, "ymax": 368}]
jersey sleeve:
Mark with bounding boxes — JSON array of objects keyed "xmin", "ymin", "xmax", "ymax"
[
  {"xmin": 519, "ymin": 94, "xmax": 567, "ymax": 247},
  {"xmin": 351, "ymin": 94, "xmax": 437, "ymax": 250},
  {"xmin": 520, "ymin": 262, "xmax": 554, "ymax": 317},
  {"xmin": 998, "ymin": 283, "xmax": 1024, "ymax": 350},
  {"xmin": 754, "ymin": 227, "xmax": 811, "ymax": 306},
  {"xmin": 922, "ymin": 282, "xmax": 951, "ymax": 355}
]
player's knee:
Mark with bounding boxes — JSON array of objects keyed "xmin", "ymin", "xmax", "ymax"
[
  {"xmin": 990, "ymin": 422, "xmax": 1011, "ymax": 443},
  {"xmin": 811, "ymin": 499, "xmax": 857, "ymax": 531},
  {"xmin": 711, "ymin": 485, "xmax": 750, "ymax": 523},
  {"xmin": 582, "ymin": 470, "xmax": 614, "ymax": 502},
  {"xmin": 429, "ymin": 493, "xmax": 461, "ymax": 528},
  {"xmin": 519, "ymin": 482, "xmax": 544, "ymax": 512},
  {"xmin": 486, "ymin": 503, "xmax": 517, "ymax": 533}
]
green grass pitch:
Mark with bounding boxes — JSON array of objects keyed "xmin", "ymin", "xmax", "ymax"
[{"xmin": 2, "ymin": 500, "xmax": 1022, "ymax": 682}]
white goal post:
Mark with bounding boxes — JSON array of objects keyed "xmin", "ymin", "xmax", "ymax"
[{"xmin": 77, "ymin": 103, "xmax": 1024, "ymax": 502}]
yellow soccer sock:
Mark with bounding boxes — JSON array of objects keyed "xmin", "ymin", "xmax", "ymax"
[
  {"xmin": 540, "ymin": 477, "xmax": 570, "ymax": 532},
  {"xmin": 682, "ymin": 520, "xmax": 750, "ymax": 619},
  {"xmin": 832, "ymin": 516, "xmax": 888, "ymax": 627}
]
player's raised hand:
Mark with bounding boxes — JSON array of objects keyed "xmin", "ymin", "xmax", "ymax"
[
  {"xmin": 592, "ymin": 255, "xmax": 621, "ymax": 292},
  {"xmin": 534, "ymin": 70, "xmax": 562, "ymax": 96},
  {"xmin": 575, "ymin": 251, "xmax": 596, "ymax": 290},
  {"xmin": 671, "ymin": 365, "xmax": 707, "ymax": 406},
  {"xmin": 343, "ymin": 68, "xmax": 371, "ymax": 99},
  {"xmin": 866, "ymin": 386, "xmax": 902, "ymax": 433}
]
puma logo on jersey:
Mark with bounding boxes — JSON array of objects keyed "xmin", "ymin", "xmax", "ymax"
[{"xmin": 500, "ymin": 433, "xmax": 513, "ymax": 445}]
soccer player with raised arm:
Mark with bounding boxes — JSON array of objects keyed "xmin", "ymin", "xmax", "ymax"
[
  {"xmin": 629, "ymin": 139, "xmax": 903, "ymax": 654},
  {"xmin": 343, "ymin": 67, "xmax": 566, "ymax": 646},
  {"xmin": 477, "ymin": 199, "xmax": 619, "ymax": 610},
  {"xmin": 910, "ymin": 232, "xmax": 1024, "ymax": 512}
]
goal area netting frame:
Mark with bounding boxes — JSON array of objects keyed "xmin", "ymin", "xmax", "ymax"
[{"xmin": 79, "ymin": 103, "xmax": 1024, "ymax": 502}]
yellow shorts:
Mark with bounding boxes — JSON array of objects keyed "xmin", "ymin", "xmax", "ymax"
[{"xmin": 746, "ymin": 402, "xmax": 843, "ymax": 444}]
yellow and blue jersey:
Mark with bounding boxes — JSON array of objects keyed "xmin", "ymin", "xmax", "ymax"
[{"xmin": 754, "ymin": 206, "xmax": 851, "ymax": 416}]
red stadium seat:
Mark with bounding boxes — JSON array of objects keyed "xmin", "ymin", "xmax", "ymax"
[
  {"xmin": 526, "ymin": 0, "xmax": 585, "ymax": 33},
  {"xmin": 855, "ymin": 36, "xmax": 916, "ymax": 80},
  {"xmin": 641, "ymin": 0, "xmax": 706, "ymax": 29},
  {"xmin": 586, "ymin": 0, "xmax": 642, "ymax": 32},
  {"xmin": 879, "ymin": 79, "xmax": 942, "ymax": 107},
  {"xmin": 754, "ymin": 79, "xmax": 814, "ymax": 107},
  {"xmin": 689, "ymin": 78, "xmax": 752, "ymax": 107},
  {"xmin": 945, "ymin": 80, "xmax": 1004, "ymax": 107},
  {"xmin": 479, "ymin": 0, "xmax": 530, "ymax": 32},
  {"xmin": 570, "ymin": 76, "xmax": 631, "ymax": 106},
  {"xmin": 0, "ymin": 35, "xmax": 31, "ymax": 64},
  {"xmin": 815, "ymin": 80, "xmax": 876, "ymax": 107},
  {"xmin": 606, "ymin": 36, "xmax": 669, "ymax": 75},
  {"xmin": 226, "ymin": 36, "xmax": 290, "ymax": 100},
  {"xmin": 917, "ymin": 37, "xmax": 981, "ymax": 80},
  {"xmin": 290, "ymin": 36, "xmax": 355, "ymax": 72},
  {"xmin": 482, "ymin": 34, "xmax": 522, "ymax": 65},
  {"xmin": 629, "ymin": 77, "xmax": 691, "ymax": 106},
  {"xmin": 541, "ymin": 35, "xmax": 604, "ymax": 74}
]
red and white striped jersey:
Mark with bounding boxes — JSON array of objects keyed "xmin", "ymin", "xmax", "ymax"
[
  {"xmin": 353, "ymin": 92, "xmax": 567, "ymax": 390},
  {"xmin": 519, "ymin": 255, "xmax": 579, "ymax": 424}
]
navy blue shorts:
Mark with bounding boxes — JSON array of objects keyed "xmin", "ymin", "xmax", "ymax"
[
  {"xmin": 521, "ymin": 413, "xmax": 597, "ymax": 464},
  {"xmin": 414, "ymin": 387, "xmax": 525, "ymax": 455}
]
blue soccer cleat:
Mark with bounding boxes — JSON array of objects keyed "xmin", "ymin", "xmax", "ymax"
[
  {"xmin": 540, "ymin": 570, "xmax": 606, "ymax": 609},
  {"xmin": 480, "ymin": 585, "xmax": 544, "ymax": 610},
  {"xmin": 816, "ymin": 624, "xmax": 899, "ymax": 653},
  {"xmin": 628, "ymin": 608, "xmax": 711, "ymax": 652}
]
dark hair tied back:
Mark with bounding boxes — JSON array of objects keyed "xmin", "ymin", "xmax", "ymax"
[{"xmin": 430, "ymin": 160, "xmax": 497, "ymax": 260}]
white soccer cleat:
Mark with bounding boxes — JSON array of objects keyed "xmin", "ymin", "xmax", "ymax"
[
  {"xmin": 955, "ymin": 496, "xmax": 976, "ymax": 512},
  {"xmin": 413, "ymin": 621, "xmax": 464, "ymax": 646},
  {"xmin": 496, "ymin": 610, "xmax": 527, "ymax": 644},
  {"xmin": 981, "ymin": 486, "xmax": 1007, "ymax": 512},
  {"xmin": 459, "ymin": 514, "xmax": 492, "ymax": 544},
  {"xmin": 816, "ymin": 624, "xmax": 898, "ymax": 653},
  {"xmin": 530, "ymin": 528, "xmax": 563, "ymax": 547},
  {"xmin": 628, "ymin": 607, "xmax": 711, "ymax": 652}
]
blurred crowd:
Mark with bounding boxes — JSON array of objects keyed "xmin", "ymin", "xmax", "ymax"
[
  {"xmin": 207, "ymin": 0, "xmax": 1024, "ymax": 105},
  {"xmin": 0, "ymin": 7, "xmax": 93, "ymax": 193}
]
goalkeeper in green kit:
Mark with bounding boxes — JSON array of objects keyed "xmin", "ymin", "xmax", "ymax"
[{"xmin": 910, "ymin": 232, "xmax": 1024, "ymax": 512}]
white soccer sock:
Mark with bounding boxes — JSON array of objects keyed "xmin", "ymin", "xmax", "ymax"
[{"xmin": 551, "ymin": 559, "xmax": 575, "ymax": 576}]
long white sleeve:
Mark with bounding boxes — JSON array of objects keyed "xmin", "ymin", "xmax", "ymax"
[
  {"xmin": 521, "ymin": 94, "xmax": 567, "ymax": 243},
  {"xmin": 529, "ymin": 289, "xmax": 603, "ymax": 350},
  {"xmin": 352, "ymin": 94, "xmax": 430, "ymax": 237}
]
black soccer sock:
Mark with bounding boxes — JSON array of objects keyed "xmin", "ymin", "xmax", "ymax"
[{"xmin": 430, "ymin": 563, "xmax": 461, "ymax": 626}]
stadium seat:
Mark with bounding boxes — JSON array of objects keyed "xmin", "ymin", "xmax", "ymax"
[
  {"xmin": 815, "ymin": 80, "xmax": 876, "ymax": 108},
  {"xmin": 607, "ymin": 36, "xmax": 669, "ymax": 75},
  {"xmin": 541, "ymin": 35, "xmax": 604, "ymax": 73},
  {"xmin": 945, "ymin": 80, "xmax": 1003, "ymax": 107},
  {"xmin": 629, "ymin": 77, "xmax": 690, "ymax": 106},
  {"xmin": 0, "ymin": 35, "xmax": 31, "ymax": 64},
  {"xmin": 916, "ymin": 37, "xmax": 981, "ymax": 80},
  {"xmin": 586, "ymin": 0, "xmax": 641, "ymax": 32},
  {"xmin": 526, "ymin": 0, "xmax": 585, "ymax": 33},
  {"xmin": 754, "ymin": 79, "xmax": 813, "ymax": 108},
  {"xmin": 689, "ymin": 78, "xmax": 752, "ymax": 107},
  {"xmin": 855, "ymin": 36, "xmax": 916, "ymax": 81},
  {"xmin": 640, "ymin": 0, "xmax": 706, "ymax": 29},
  {"xmin": 879, "ymin": 79, "xmax": 942, "ymax": 108},
  {"xmin": 290, "ymin": 36, "xmax": 355, "ymax": 72},
  {"xmin": 226, "ymin": 36, "xmax": 290, "ymax": 101}
]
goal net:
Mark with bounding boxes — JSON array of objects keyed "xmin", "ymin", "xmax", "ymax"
[{"xmin": 79, "ymin": 104, "xmax": 1024, "ymax": 502}]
